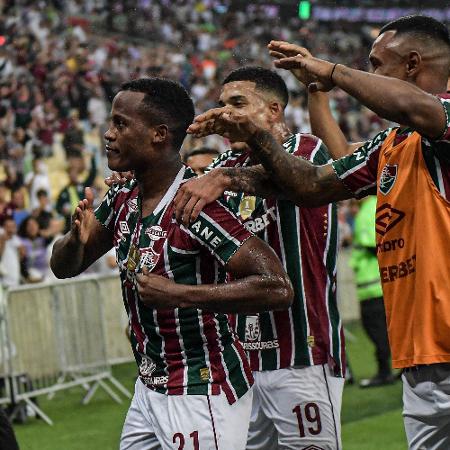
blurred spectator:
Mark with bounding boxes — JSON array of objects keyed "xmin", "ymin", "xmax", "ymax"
[
  {"xmin": 0, "ymin": 217, "xmax": 24, "ymax": 288},
  {"xmin": 56, "ymin": 156, "xmax": 97, "ymax": 233},
  {"xmin": 62, "ymin": 112, "xmax": 85, "ymax": 159},
  {"xmin": 0, "ymin": 183, "xmax": 13, "ymax": 226},
  {"xmin": 32, "ymin": 189, "xmax": 54, "ymax": 237},
  {"xmin": 24, "ymin": 158, "xmax": 51, "ymax": 211},
  {"xmin": 18, "ymin": 216, "xmax": 48, "ymax": 283},
  {"xmin": 350, "ymin": 196, "xmax": 394, "ymax": 388},
  {"xmin": 8, "ymin": 188, "xmax": 28, "ymax": 228},
  {"xmin": 184, "ymin": 147, "xmax": 220, "ymax": 175}
]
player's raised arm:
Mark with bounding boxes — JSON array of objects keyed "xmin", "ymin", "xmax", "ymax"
[
  {"xmin": 50, "ymin": 187, "xmax": 113, "ymax": 278},
  {"xmin": 187, "ymin": 107, "xmax": 351, "ymax": 207},
  {"xmin": 272, "ymin": 41, "xmax": 447, "ymax": 140}
]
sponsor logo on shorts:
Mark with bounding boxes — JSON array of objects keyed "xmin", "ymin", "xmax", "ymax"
[
  {"xmin": 380, "ymin": 254, "xmax": 416, "ymax": 283},
  {"xmin": 375, "ymin": 203, "xmax": 405, "ymax": 236},
  {"xmin": 242, "ymin": 340, "xmax": 279, "ymax": 350},
  {"xmin": 379, "ymin": 164, "xmax": 398, "ymax": 195},
  {"xmin": 145, "ymin": 225, "xmax": 167, "ymax": 241},
  {"xmin": 302, "ymin": 445, "xmax": 325, "ymax": 450}
]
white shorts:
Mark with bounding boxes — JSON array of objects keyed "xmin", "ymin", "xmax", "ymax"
[
  {"xmin": 246, "ymin": 364, "xmax": 344, "ymax": 450},
  {"xmin": 402, "ymin": 364, "xmax": 450, "ymax": 450},
  {"xmin": 120, "ymin": 378, "xmax": 253, "ymax": 450}
]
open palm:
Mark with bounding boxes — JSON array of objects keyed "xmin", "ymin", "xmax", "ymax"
[{"xmin": 71, "ymin": 188, "xmax": 97, "ymax": 245}]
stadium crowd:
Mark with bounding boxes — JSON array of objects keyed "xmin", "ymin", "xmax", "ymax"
[{"xmin": 0, "ymin": 0, "xmax": 387, "ymax": 287}]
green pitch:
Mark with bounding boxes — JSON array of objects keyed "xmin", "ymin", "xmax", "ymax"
[{"xmin": 13, "ymin": 323, "xmax": 406, "ymax": 450}]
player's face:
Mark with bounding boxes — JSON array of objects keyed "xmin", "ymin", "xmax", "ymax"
[
  {"xmin": 186, "ymin": 153, "xmax": 217, "ymax": 175},
  {"xmin": 104, "ymin": 91, "xmax": 155, "ymax": 172},
  {"xmin": 368, "ymin": 30, "xmax": 409, "ymax": 81},
  {"xmin": 219, "ymin": 80, "xmax": 277, "ymax": 137}
]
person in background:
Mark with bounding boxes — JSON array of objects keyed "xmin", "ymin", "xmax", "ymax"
[
  {"xmin": 18, "ymin": 216, "xmax": 48, "ymax": 283},
  {"xmin": 24, "ymin": 158, "xmax": 51, "ymax": 211},
  {"xmin": 0, "ymin": 217, "xmax": 24, "ymax": 288},
  {"xmin": 183, "ymin": 147, "xmax": 220, "ymax": 175},
  {"xmin": 56, "ymin": 155, "xmax": 97, "ymax": 233},
  {"xmin": 350, "ymin": 196, "xmax": 394, "ymax": 388},
  {"xmin": 8, "ymin": 189, "xmax": 28, "ymax": 228}
]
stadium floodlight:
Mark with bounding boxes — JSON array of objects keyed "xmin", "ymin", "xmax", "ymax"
[{"xmin": 298, "ymin": 1, "xmax": 311, "ymax": 20}]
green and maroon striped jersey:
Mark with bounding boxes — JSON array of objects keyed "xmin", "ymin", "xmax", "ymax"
[
  {"xmin": 95, "ymin": 167, "xmax": 254, "ymax": 404},
  {"xmin": 209, "ymin": 134, "xmax": 345, "ymax": 376},
  {"xmin": 332, "ymin": 95, "xmax": 450, "ymax": 200}
]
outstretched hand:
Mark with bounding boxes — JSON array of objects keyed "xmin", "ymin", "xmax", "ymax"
[
  {"xmin": 268, "ymin": 41, "xmax": 317, "ymax": 87},
  {"xmin": 269, "ymin": 41, "xmax": 336, "ymax": 92},
  {"xmin": 104, "ymin": 171, "xmax": 134, "ymax": 187},
  {"xmin": 187, "ymin": 106, "xmax": 259, "ymax": 142},
  {"xmin": 71, "ymin": 187, "xmax": 97, "ymax": 244}
]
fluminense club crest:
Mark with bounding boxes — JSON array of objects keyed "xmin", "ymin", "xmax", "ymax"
[
  {"xmin": 245, "ymin": 315, "xmax": 261, "ymax": 342},
  {"xmin": 139, "ymin": 355, "xmax": 156, "ymax": 377},
  {"xmin": 379, "ymin": 164, "xmax": 398, "ymax": 195},
  {"xmin": 139, "ymin": 248, "xmax": 160, "ymax": 271}
]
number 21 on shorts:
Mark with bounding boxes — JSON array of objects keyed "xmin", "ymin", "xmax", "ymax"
[{"xmin": 173, "ymin": 430, "xmax": 199, "ymax": 450}]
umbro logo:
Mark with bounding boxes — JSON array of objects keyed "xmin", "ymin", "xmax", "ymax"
[
  {"xmin": 302, "ymin": 445, "xmax": 325, "ymax": 450},
  {"xmin": 376, "ymin": 203, "xmax": 405, "ymax": 236}
]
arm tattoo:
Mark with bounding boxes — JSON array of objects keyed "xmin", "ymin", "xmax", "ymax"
[
  {"xmin": 221, "ymin": 165, "xmax": 283, "ymax": 198},
  {"xmin": 247, "ymin": 130, "xmax": 351, "ymax": 206}
]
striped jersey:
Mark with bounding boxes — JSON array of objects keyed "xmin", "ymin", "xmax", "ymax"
[
  {"xmin": 209, "ymin": 134, "xmax": 345, "ymax": 376},
  {"xmin": 95, "ymin": 166, "xmax": 254, "ymax": 404},
  {"xmin": 332, "ymin": 95, "xmax": 450, "ymax": 201}
]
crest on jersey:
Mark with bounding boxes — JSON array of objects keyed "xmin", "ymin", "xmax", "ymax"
[
  {"xmin": 145, "ymin": 225, "xmax": 167, "ymax": 241},
  {"xmin": 379, "ymin": 164, "xmax": 398, "ymax": 195},
  {"xmin": 139, "ymin": 356, "xmax": 156, "ymax": 377},
  {"xmin": 139, "ymin": 248, "xmax": 160, "ymax": 271},
  {"xmin": 245, "ymin": 316, "xmax": 261, "ymax": 342},
  {"xmin": 127, "ymin": 198, "xmax": 138, "ymax": 212},
  {"xmin": 239, "ymin": 195, "xmax": 256, "ymax": 220}
]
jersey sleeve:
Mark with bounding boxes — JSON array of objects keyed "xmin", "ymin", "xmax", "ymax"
[
  {"xmin": 435, "ymin": 96, "xmax": 450, "ymax": 143},
  {"xmin": 182, "ymin": 201, "xmax": 253, "ymax": 266},
  {"xmin": 332, "ymin": 128, "xmax": 394, "ymax": 199},
  {"xmin": 94, "ymin": 184, "xmax": 123, "ymax": 231},
  {"xmin": 204, "ymin": 150, "xmax": 250, "ymax": 173}
]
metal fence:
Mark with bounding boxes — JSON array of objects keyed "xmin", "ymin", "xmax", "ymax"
[{"xmin": 0, "ymin": 274, "xmax": 133, "ymax": 425}]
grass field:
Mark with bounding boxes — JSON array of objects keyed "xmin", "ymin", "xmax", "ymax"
[{"xmin": 13, "ymin": 322, "xmax": 407, "ymax": 450}]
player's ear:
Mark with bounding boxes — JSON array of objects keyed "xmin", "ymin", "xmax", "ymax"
[
  {"xmin": 152, "ymin": 124, "xmax": 169, "ymax": 144},
  {"xmin": 268, "ymin": 101, "xmax": 283, "ymax": 122},
  {"xmin": 406, "ymin": 51, "xmax": 421, "ymax": 78}
]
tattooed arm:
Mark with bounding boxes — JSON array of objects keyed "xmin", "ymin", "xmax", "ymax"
[
  {"xmin": 186, "ymin": 107, "xmax": 352, "ymax": 212},
  {"xmin": 247, "ymin": 129, "xmax": 351, "ymax": 206}
]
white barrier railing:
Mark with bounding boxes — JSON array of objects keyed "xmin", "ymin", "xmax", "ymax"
[{"xmin": 0, "ymin": 274, "xmax": 133, "ymax": 425}]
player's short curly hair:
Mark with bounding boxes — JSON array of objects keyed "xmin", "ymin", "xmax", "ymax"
[
  {"xmin": 379, "ymin": 15, "xmax": 450, "ymax": 49},
  {"xmin": 120, "ymin": 78, "xmax": 195, "ymax": 149},
  {"xmin": 222, "ymin": 66, "xmax": 289, "ymax": 108}
]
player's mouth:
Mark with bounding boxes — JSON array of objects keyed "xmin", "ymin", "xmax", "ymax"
[{"xmin": 106, "ymin": 144, "xmax": 120, "ymax": 155}]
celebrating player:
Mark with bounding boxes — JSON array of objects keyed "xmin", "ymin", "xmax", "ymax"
[
  {"xmin": 176, "ymin": 67, "xmax": 346, "ymax": 450},
  {"xmin": 50, "ymin": 78, "xmax": 293, "ymax": 450},
  {"xmin": 189, "ymin": 15, "xmax": 450, "ymax": 450}
]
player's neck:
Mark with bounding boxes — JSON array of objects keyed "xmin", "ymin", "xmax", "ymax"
[
  {"xmin": 271, "ymin": 121, "xmax": 292, "ymax": 145},
  {"xmin": 135, "ymin": 159, "xmax": 183, "ymax": 213}
]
